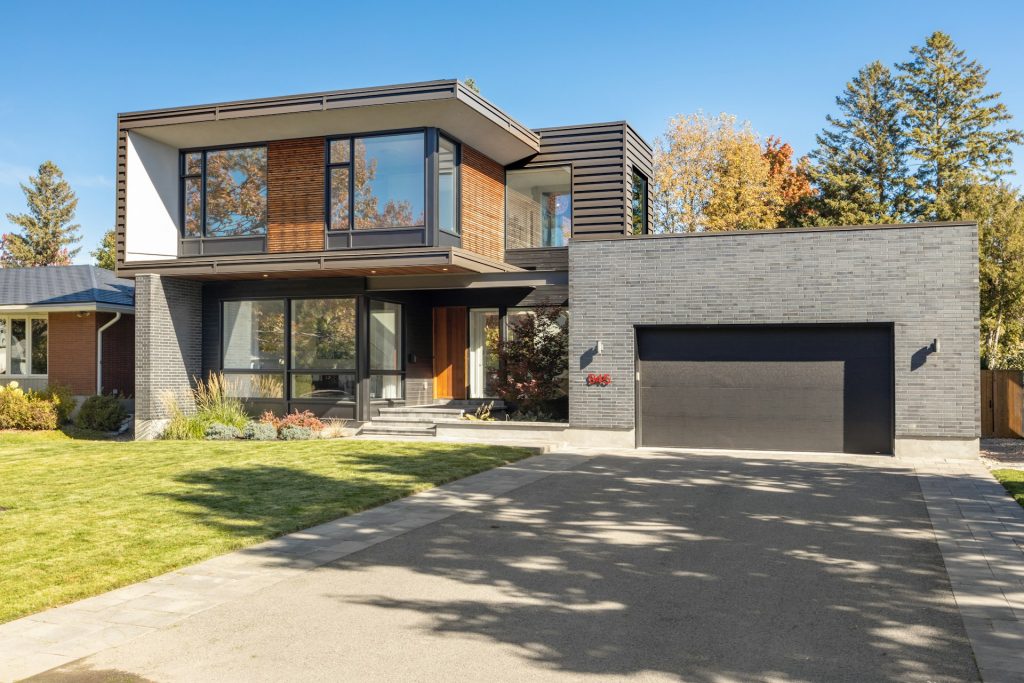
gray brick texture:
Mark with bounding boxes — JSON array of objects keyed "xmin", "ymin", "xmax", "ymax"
[
  {"xmin": 567, "ymin": 224, "xmax": 980, "ymax": 439},
  {"xmin": 135, "ymin": 274, "xmax": 203, "ymax": 421}
]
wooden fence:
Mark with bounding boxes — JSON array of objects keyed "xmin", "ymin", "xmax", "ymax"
[{"xmin": 981, "ymin": 369, "xmax": 1024, "ymax": 438}]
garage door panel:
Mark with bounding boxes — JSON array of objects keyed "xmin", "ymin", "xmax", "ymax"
[{"xmin": 637, "ymin": 326, "xmax": 893, "ymax": 454}]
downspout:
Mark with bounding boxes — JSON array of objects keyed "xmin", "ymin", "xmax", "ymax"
[{"xmin": 96, "ymin": 312, "xmax": 122, "ymax": 395}]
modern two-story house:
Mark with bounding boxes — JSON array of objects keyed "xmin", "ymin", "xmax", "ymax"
[{"xmin": 118, "ymin": 80, "xmax": 979, "ymax": 457}]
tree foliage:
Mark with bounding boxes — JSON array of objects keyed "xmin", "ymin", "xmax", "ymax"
[
  {"xmin": 808, "ymin": 61, "xmax": 912, "ymax": 225},
  {"xmin": 897, "ymin": 32, "xmax": 1023, "ymax": 220},
  {"xmin": 652, "ymin": 113, "xmax": 808, "ymax": 232},
  {"xmin": 494, "ymin": 306, "xmax": 568, "ymax": 414},
  {"xmin": 1, "ymin": 161, "xmax": 82, "ymax": 267},
  {"xmin": 91, "ymin": 229, "xmax": 116, "ymax": 271}
]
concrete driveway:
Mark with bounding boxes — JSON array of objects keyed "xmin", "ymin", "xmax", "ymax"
[{"xmin": 27, "ymin": 450, "xmax": 979, "ymax": 683}]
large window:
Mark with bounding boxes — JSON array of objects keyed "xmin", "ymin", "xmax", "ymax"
[
  {"xmin": 0, "ymin": 316, "xmax": 47, "ymax": 376},
  {"xmin": 631, "ymin": 168, "xmax": 649, "ymax": 235},
  {"xmin": 505, "ymin": 166, "xmax": 572, "ymax": 248},
  {"xmin": 327, "ymin": 132, "xmax": 425, "ymax": 231},
  {"xmin": 221, "ymin": 300, "xmax": 285, "ymax": 399},
  {"xmin": 181, "ymin": 146, "xmax": 267, "ymax": 238},
  {"xmin": 290, "ymin": 298, "xmax": 357, "ymax": 400},
  {"xmin": 369, "ymin": 300, "xmax": 403, "ymax": 399},
  {"xmin": 438, "ymin": 135, "xmax": 459, "ymax": 235}
]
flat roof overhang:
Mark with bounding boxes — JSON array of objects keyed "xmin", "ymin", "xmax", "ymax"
[
  {"xmin": 119, "ymin": 80, "xmax": 540, "ymax": 166},
  {"xmin": 115, "ymin": 247, "xmax": 522, "ymax": 281}
]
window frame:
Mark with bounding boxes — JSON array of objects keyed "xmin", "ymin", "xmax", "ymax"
[
  {"xmin": 437, "ymin": 133, "xmax": 461, "ymax": 237},
  {"xmin": 179, "ymin": 143, "xmax": 269, "ymax": 240},
  {"xmin": 368, "ymin": 298, "xmax": 405, "ymax": 401},
  {"xmin": 324, "ymin": 129, "xmax": 429, "ymax": 234},
  {"xmin": 504, "ymin": 163, "xmax": 574, "ymax": 249},
  {"xmin": 219, "ymin": 298, "xmax": 286, "ymax": 400},
  {"xmin": 0, "ymin": 314, "xmax": 48, "ymax": 378},
  {"xmin": 288, "ymin": 297, "xmax": 358, "ymax": 403},
  {"xmin": 630, "ymin": 167, "xmax": 649, "ymax": 235}
]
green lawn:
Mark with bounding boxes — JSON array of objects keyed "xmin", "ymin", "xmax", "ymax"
[
  {"xmin": 992, "ymin": 468, "xmax": 1024, "ymax": 508},
  {"xmin": 0, "ymin": 431, "xmax": 529, "ymax": 623}
]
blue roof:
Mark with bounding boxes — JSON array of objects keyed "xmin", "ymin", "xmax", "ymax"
[{"xmin": 0, "ymin": 265, "xmax": 134, "ymax": 309}]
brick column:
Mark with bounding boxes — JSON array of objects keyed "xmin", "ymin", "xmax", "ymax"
[{"xmin": 134, "ymin": 274, "xmax": 202, "ymax": 439}]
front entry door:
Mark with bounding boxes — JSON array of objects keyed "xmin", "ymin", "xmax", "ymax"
[{"xmin": 432, "ymin": 307, "xmax": 467, "ymax": 399}]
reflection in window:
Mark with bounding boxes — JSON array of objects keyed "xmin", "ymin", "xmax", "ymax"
[
  {"xmin": 222, "ymin": 300, "xmax": 285, "ymax": 370},
  {"xmin": 506, "ymin": 166, "xmax": 572, "ymax": 248},
  {"xmin": 352, "ymin": 133, "xmax": 425, "ymax": 229},
  {"xmin": 291, "ymin": 373, "xmax": 356, "ymax": 400},
  {"xmin": 181, "ymin": 147, "xmax": 267, "ymax": 238},
  {"xmin": 223, "ymin": 373, "xmax": 284, "ymax": 399},
  {"xmin": 438, "ymin": 136, "xmax": 458, "ymax": 234},
  {"xmin": 370, "ymin": 301, "xmax": 401, "ymax": 370},
  {"xmin": 631, "ymin": 169, "xmax": 648, "ymax": 235},
  {"xmin": 31, "ymin": 319, "xmax": 47, "ymax": 375},
  {"xmin": 10, "ymin": 319, "xmax": 26, "ymax": 375},
  {"xmin": 0, "ymin": 319, "xmax": 6, "ymax": 374},
  {"xmin": 291, "ymin": 299, "xmax": 356, "ymax": 370},
  {"xmin": 329, "ymin": 167, "xmax": 350, "ymax": 230},
  {"xmin": 370, "ymin": 374, "xmax": 403, "ymax": 400}
]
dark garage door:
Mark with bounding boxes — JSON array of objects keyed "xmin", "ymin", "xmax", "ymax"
[{"xmin": 637, "ymin": 326, "xmax": 894, "ymax": 454}]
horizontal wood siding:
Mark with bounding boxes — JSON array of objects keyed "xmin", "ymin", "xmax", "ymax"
[
  {"xmin": 529, "ymin": 123, "xmax": 631, "ymax": 238},
  {"xmin": 624, "ymin": 124, "xmax": 655, "ymax": 234},
  {"xmin": 460, "ymin": 146, "xmax": 505, "ymax": 262},
  {"xmin": 267, "ymin": 137, "xmax": 325, "ymax": 253}
]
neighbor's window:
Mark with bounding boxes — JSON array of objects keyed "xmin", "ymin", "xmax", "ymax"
[
  {"xmin": 290, "ymin": 298, "xmax": 357, "ymax": 401},
  {"xmin": 0, "ymin": 316, "xmax": 47, "ymax": 376},
  {"xmin": 221, "ymin": 300, "xmax": 285, "ymax": 399},
  {"xmin": 438, "ymin": 135, "xmax": 459, "ymax": 235},
  {"xmin": 631, "ymin": 168, "xmax": 648, "ymax": 235},
  {"xmin": 369, "ymin": 300, "xmax": 403, "ymax": 400},
  {"xmin": 327, "ymin": 132, "xmax": 425, "ymax": 231},
  {"xmin": 505, "ymin": 166, "xmax": 572, "ymax": 248},
  {"xmin": 181, "ymin": 147, "xmax": 267, "ymax": 238}
]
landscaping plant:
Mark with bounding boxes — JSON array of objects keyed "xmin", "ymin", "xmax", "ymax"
[
  {"xmin": 0, "ymin": 381, "xmax": 58, "ymax": 430},
  {"xmin": 242, "ymin": 421, "xmax": 277, "ymax": 441},
  {"xmin": 279, "ymin": 425, "xmax": 313, "ymax": 441},
  {"xmin": 494, "ymin": 306, "xmax": 569, "ymax": 420},
  {"xmin": 204, "ymin": 423, "xmax": 241, "ymax": 440},
  {"xmin": 161, "ymin": 373, "xmax": 248, "ymax": 440},
  {"xmin": 33, "ymin": 385, "xmax": 74, "ymax": 424},
  {"xmin": 75, "ymin": 394, "xmax": 127, "ymax": 432}
]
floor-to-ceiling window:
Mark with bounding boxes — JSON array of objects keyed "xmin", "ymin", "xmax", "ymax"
[
  {"xmin": 290, "ymin": 298, "xmax": 357, "ymax": 401},
  {"xmin": 505, "ymin": 166, "xmax": 572, "ymax": 249},
  {"xmin": 369, "ymin": 300, "xmax": 403, "ymax": 399}
]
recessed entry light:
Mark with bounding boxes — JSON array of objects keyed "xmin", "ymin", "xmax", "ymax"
[
  {"xmin": 442, "ymin": 267, "xmax": 448, "ymax": 271},
  {"xmin": 262, "ymin": 274, "xmax": 269, "ymax": 278},
  {"xmin": 370, "ymin": 270, "xmax": 376, "ymax": 274}
]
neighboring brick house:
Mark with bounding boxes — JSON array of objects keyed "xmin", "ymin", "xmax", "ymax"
[
  {"xmin": 115, "ymin": 80, "xmax": 979, "ymax": 456},
  {"xmin": 0, "ymin": 265, "xmax": 135, "ymax": 397}
]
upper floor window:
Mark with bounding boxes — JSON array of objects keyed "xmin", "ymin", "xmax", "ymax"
[
  {"xmin": 631, "ymin": 168, "xmax": 649, "ymax": 235},
  {"xmin": 505, "ymin": 166, "xmax": 572, "ymax": 249},
  {"xmin": 328, "ymin": 132, "xmax": 425, "ymax": 231},
  {"xmin": 181, "ymin": 147, "xmax": 267, "ymax": 238},
  {"xmin": 438, "ymin": 135, "xmax": 459, "ymax": 235}
]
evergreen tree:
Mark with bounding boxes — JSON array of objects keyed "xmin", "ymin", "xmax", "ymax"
[
  {"xmin": 1, "ymin": 161, "xmax": 82, "ymax": 267},
  {"xmin": 897, "ymin": 31, "xmax": 1023, "ymax": 220},
  {"xmin": 91, "ymin": 229, "xmax": 116, "ymax": 271},
  {"xmin": 807, "ymin": 61, "xmax": 912, "ymax": 225}
]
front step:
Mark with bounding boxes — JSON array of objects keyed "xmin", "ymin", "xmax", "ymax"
[
  {"xmin": 360, "ymin": 423, "xmax": 437, "ymax": 437},
  {"xmin": 378, "ymin": 407, "xmax": 465, "ymax": 420},
  {"xmin": 372, "ymin": 414, "xmax": 464, "ymax": 424}
]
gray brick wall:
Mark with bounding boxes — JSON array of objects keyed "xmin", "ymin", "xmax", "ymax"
[
  {"xmin": 135, "ymin": 274, "xmax": 203, "ymax": 435},
  {"xmin": 568, "ymin": 223, "xmax": 980, "ymax": 440}
]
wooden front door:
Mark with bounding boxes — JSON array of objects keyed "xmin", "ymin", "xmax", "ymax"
[
  {"xmin": 981, "ymin": 369, "xmax": 1024, "ymax": 438},
  {"xmin": 433, "ymin": 307, "xmax": 467, "ymax": 399}
]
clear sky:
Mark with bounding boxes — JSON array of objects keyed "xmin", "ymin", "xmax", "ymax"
[{"xmin": 0, "ymin": 0, "xmax": 1021, "ymax": 263}]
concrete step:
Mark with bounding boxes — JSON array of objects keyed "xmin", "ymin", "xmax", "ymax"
[
  {"xmin": 372, "ymin": 414, "xmax": 464, "ymax": 425},
  {"xmin": 360, "ymin": 423, "xmax": 437, "ymax": 437},
  {"xmin": 378, "ymin": 407, "xmax": 465, "ymax": 418}
]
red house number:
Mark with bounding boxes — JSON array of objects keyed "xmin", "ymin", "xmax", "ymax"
[{"xmin": 586, "ymin": 373, "xmax": 612, "ymax": 387}]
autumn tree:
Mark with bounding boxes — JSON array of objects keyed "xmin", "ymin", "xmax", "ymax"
[
  {"xmin": 763, "ymin": 137, "xmax": 815, "ymax": 227},
  {"xmin": 1, "ymin": 161, "xmax": 82, "ymax": 267},
  {"xmin": 808, "ymin": 61, "xmax": 912, "ymax": 225},
  {"xmin": 91, "ymin": 229, "xmax": 116, "ymax": 270},
  {"xmin": 897, "ymin": 32, "xmax": 1023, "ymax": 220}
]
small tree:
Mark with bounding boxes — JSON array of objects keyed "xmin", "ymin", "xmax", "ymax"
[
  {"xmin": 91, "ymin": 229, "xmax": 116, "ymax": 270},
  {"xmin": 494, "ymin": 306, "xmax": 568, "ymax": 416},
  {"xmin": 1, "ymin": 161, "xmax": 82, "ymax": 267}
]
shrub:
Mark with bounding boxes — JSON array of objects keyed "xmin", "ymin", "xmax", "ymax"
[
  {"xmin": 160, "ymin": 373, "xmax": 249, "ymax": 440},
  {"xmin": 162, "ymin": 412, "xmax": 206, "ymax": 441},
  {"xmin": 261, "ymin": 409, "xmax": 324, "ymax": 434},
  {"xmin": 204, "ymin": 422, "xmax": 241, "ymax": 440},
  {"xmin": 242, "ymin": 421, "xmax": 277, "ymax": 441},
  {"xmin": 318, "ymin": 419, "xmax": 352, "ymax": 439},
  {"xmin": 75, "ymin": 394, "xmax": 128, "ymax": 432},
  {"xmin": 0, "ymin": 382, "xmax": 59, "ymax": 430},
  {"xmin": 494, "ymin": 306, "xmax": 568, "ymax": 414},
  {"xmin": 279, "ymin": 425, "xmax": 313, "ymax": 441},
  {"xmin": 34, "ymin": 385, "xmax": 75, "ymax": 424}
]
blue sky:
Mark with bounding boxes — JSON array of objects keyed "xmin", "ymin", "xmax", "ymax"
[{"xmin": 1, "ymin": 0, "xmax": 1021, "ymax": 263}]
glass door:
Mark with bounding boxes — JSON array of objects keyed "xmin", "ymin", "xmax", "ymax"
[{"xmin": 469, "ymin": 309, "xmax": 500, "ymax": 399}]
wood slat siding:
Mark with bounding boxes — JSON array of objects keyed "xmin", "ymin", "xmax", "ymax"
[
  {"xmin": 267, "ymin": 138, "xmax": 325, "ymax": 253},
  {"xmin": 528, "ymin": 122, "xmax": 655, "ymax": 238},
  {"xmin": 460, "ymin": 146, "xmax": 505, "ymax": 262},
  {"xmin": 624, "ymin": 123, "xmax": 655, "ymax": 234}
]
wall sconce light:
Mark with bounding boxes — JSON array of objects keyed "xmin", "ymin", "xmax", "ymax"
[
  {"xmin": 931, "ymin": 338, "xmax": 941, "ymax": 353},
  {"xmin": 595, "ymin": 340, "xmax": 604, "ymax": 355}
]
